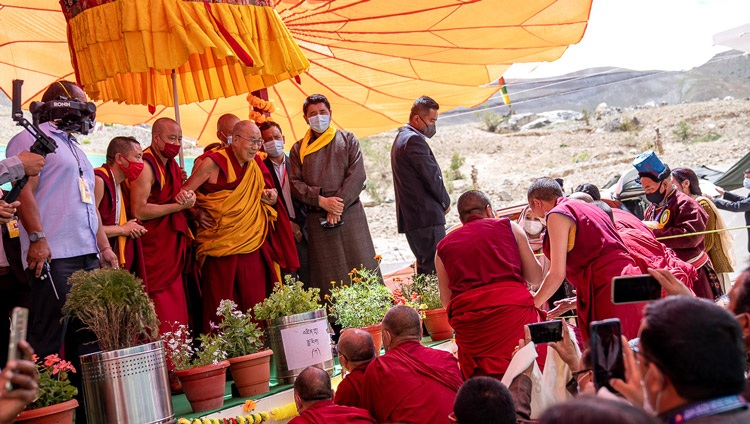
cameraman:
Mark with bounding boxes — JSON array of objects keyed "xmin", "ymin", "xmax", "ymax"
[{"xmin": 6, "ymin": 80, "xmax": 117, "ymax": 423}]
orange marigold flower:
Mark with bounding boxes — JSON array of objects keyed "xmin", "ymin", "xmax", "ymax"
[
  {"xmin": 243, "ymin": 399, "xmax": 257, "ymax": 412},
  {"xmin": 374, "ymin": 254, "xmax": 382, "ymax": 261},
  {"xmin": 324, "ymin": 294, "xmax": 330, "ymax": 300},
  {"xmin": 330, "ymin": 281, "xmax": 336, "ymax": 286}
]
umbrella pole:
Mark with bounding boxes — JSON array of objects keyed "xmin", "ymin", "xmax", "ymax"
[{"xmin": 172, "ymin": 70, "xmax": 184, "ymax": 169}]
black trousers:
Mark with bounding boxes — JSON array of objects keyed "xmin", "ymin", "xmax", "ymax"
[
  {"xmin": 405, "ymin": 225, "xmax": 447, "ymax": 275},
  {"xmin": 0, "ymin": 270, "xmax": 29, "ymax": 367}
]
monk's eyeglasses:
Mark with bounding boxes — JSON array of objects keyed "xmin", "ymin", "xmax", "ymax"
[{"xmin": 234, "ymin": 134, "xmax": 264, "ymax": 146}]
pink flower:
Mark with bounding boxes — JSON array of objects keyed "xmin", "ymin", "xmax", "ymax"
[
  {"xmin": 53, "ymin": 360, "xmax": 76, "ymax": 375},
  {"xmin": 44, "ymin": 354, "xmax": 60, "ymax": 368}
]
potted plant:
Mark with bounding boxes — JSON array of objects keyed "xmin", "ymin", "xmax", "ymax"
[
  {"xmin": 161, "ymin": 323, "xmax": 230, "ymax": 413},
  {"xmin": 62, "ymin": 268, "xmax": 173, "ymax": 423},
  {"xmin": 213, "ymin": 299, "xmax": 273, "ymax": 397},
  {"xmin": 15, "ymin": 354, "xmax": 78, "ymax": 424},
  {"xmin": 327, "ymin": 261, "xmax": 394, "ymax": 352},
  {"xmin": 254, "ymin": 276, "xmax": 333, "ymax": 385},
  {"xmin": 400, "ymin": 273, "xmax": 453, "ymax": 341}
]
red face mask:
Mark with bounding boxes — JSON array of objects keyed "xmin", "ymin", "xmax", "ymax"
[
  {"xmin": 161, "ymin": 142, "xmax": 181, "ymax": 159},
  {"xmin": 120, "ymin": 157, "xmax": 145, "ymax": 182}
]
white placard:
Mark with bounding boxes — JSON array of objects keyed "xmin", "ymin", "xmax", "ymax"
[{"xmin": 280, "ymin": 320, "xmax": 333, "ymax": 370}]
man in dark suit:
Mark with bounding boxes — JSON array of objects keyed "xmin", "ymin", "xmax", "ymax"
[
  {"xmin": 391, "ymin": 96, "xmax": 451, "ymax": 275},
  {"xmin": 715, "ymin": 167, "xmax": 750, "ymax": 254},
  {"xmin": 260, "ymin": 121, "xmax": 309, "ymax": 283}
]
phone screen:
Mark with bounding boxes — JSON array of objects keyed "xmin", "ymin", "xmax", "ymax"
[
  {"xmin": 612, "ymin": 274, "xmax": 662, "ymax": 304},
  {"xmin": 590, "ymin": 318, "xmax": 625, "ymax": 394},
  {"xmin": 528, "ymin": 320, "xmax": 563, "ymax": 344},
  {"xmin": 6, "ymin": 307, "xmax": 28, "ymax": 390}
]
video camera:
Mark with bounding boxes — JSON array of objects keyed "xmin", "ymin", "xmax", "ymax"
[{"xmin": 29, "ymin": 95, "xmax": 96, "ymax": 136}]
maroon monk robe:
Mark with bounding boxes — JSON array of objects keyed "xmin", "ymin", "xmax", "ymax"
[
  {"xmin": 289, "ymin": 400, "xmax": 376, "ymax": 424},
  {"xmin": 613, "ymin": 209, "xmax": 697, "ymax": 290},
  {"xmin": 543, "ymin": 197, "xmax": 643, "ymax": 342},
  {"xmin": 94, "ymin": 165, "xmax": 148, "ymax": 287},
  {"xmin": 438, "ymin": 216, "xmax": 545, "ymax": 379},
  {"xmin": 644, "ymin": 189, "xmax": 716, "ymax": 299},
  {"xmin": 361, "ymin": 340, "xmax": 463, "ymax": 424},
  {"xmin": 333, "ymin": 363, "xmax": 367, "ymax": 408},
  {"xmin": 198, "ymin": 150, "xmax": 298, "ymax": 332},
  {"xmin": 139, "ymin": 147, "xmax": 190, "ymax": 332}
]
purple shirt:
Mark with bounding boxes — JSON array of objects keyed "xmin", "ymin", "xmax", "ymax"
[{"xmin": 7, "ymin": 122, "xmax": 98, "ymax": 265}]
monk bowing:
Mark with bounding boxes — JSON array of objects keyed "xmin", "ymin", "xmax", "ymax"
[
  {"xmin": 334, "ymin": 329, "xmax": 377, "ymax": 408},
  {"xmin": 436, "ymin": 190, "xmax": 546, "ymax": 380},
  {"xmin": 290, "ymin": 367, "xmax": 376, "ymax": 424},
  {"xmin": 361, "ymin": 305, "xmax": 463, "ymax": 424},
  {"xmin": 182, "ymin": 120, "xmax": 298, "ymax": 333}
]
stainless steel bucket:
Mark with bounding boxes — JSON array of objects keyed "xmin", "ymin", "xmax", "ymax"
[
  {"xmin": 80, "ymin": 341, "xmax": 174, "ymax": 424},
  {"xmin": 266, "ymin": 308, "xmax": 334, "ymax": 385}
]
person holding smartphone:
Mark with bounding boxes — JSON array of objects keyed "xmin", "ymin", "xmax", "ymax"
[{"xmin": 0, "ymin": 340, "xmax": 37, "ymax": 424}]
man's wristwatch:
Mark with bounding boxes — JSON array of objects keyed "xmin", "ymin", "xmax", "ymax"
[{"xmin": 29, "ymin": 231, "xmax": 46, "ymax": 242}]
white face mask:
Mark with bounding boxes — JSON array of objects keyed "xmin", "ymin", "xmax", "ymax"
[
  {"xmin": 523, "ymin": 219, "xmax": 544, "ymax": 235},
  {"xmin": 308, "ymin": 115, "xmax": 331, "ymax": 134},
  {"xmin": 225, "ymin": 135, "xmax": 232, "ymax": 146},
  {"xmin": 743, "ymin": 178, "xmax": 750, "ymax": 190},
  {"xmin": 263, "ymin": 139, "xmax": 285, "ymax": 157}
]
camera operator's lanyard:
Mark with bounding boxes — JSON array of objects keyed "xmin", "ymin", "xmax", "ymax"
[
  {"xmin": 667, "ymin": 395, "xmax": 746, "ymax": 423},
  {"xmin": 65, "ymin": 138, "xmax": 93, "ymax": 204}
]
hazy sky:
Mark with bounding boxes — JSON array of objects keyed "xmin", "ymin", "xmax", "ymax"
[{"xmin": 505, "ymin": 0, "xmax": 750, "ymax": 78}]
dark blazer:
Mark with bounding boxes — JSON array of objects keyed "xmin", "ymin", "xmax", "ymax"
[
  {"xmin": 391, "ymin": 125, "xmax": 451, "ymax": 233},
  {"xmin": 714, "ymin": 191, "xmax": 750, "ymax": 252},
  {"xmin": 264, "ymin": 156, "xmax": 307, "ymax": 239}
]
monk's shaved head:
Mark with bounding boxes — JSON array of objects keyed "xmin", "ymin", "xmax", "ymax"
[
  {"xmin": 294, "ymin": 367, "xmax": 332, "ymax": 402},
  {"xmin": 152, "ymin": 117, "xmax": 179, "ymax": 134},
  {"xmin": 383, "ymin": 305, "xmax": 422, "ymax": 340},
  {"xmin": 338, "ymin": 329, "xmax": 376, "ymax": 362},
  {"xmin": 568, "ymin": 191, "xmax": 594, "ymax": 203},
  {"xmin": 217, "ymin": 113, "xmax": 240, "ymax": 135},
  {"xmin": 457, "ymin": 190, "xmax": 491, "ymax": 222},
  {"xmin": 527, "ymin": 177, "xmax": 563, "ymax": 202}
]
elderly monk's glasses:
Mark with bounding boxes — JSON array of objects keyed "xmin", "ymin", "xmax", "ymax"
[{"xmin": 234, "ymin": 134, "xmax": 264, "ymax": 146}]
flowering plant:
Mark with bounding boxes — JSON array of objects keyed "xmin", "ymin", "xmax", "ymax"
[
  {"xmin": 327, "ymin": 257, "xmax": 393, "ymax": 328},
  {"xmin": 27, "ymin": 354, "xmax": 78, "ymax": 409},
  {"xmin": 254, "ymin": 276, "xmax": 322, "ymax": 322},
  {"xmin": 161, "ymin": 323, "xmax": 227, "ymax": 371},
  {"xmin": 215, "ymin": 299, "xmax": 264, "ymax": 358},
  {"xmin": 399, "ymin": 273, "xmax": 442, "ymax": 313}
]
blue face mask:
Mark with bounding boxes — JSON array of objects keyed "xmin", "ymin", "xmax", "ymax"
[
  {"xmin": 308, "ymin": 115, "xmax": 330, "ymax": 134},
  {"xmin": 744, "ymin": 178, "xmax": 750, "ymax": 190}
]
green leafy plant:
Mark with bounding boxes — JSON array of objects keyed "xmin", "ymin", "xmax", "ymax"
[
  {"xmin": 327, "ymin": 259, "xmax": 393, "ymax": 328},
  {"xmin": 62, "ymin": 268, "xmax": 159, "ymax": 351},
  {"xmin": 445, "ymin": 152, "xmax": 466, "ymax": 181},
  {"xmin": 27, "ymin": 354, "xmax": 78, "ymax": 409},
  {"xmin": 673, "ymin": 121, "xmax": 692, "ymax": 141},
  {"xmin": 400, "ymin": 273, "xmax": 443, "ymax": 312},
  {"xmin": 160, "ymin": 323, "xmax": 227, "ymax": 371},
  {"xmin": 476, "ymin": 110, "xmax": 506, "ymax": 132},
  {"xmin": 215, "ymin": 299, "xmax": 264, "ymax": 358},
  {"xmin": 254, "ymin": 276, "xmax": 322, "ymax": 322}
]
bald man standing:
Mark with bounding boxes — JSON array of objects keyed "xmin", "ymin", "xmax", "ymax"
[
  {"xmin": 290, "ymin": 367, "xmax": 376, "ymax": 424},
  {"xmin": 361, "ymin": 306, "xmax": 463, "ymax": 424},
  {"xmin": 183, "ymin": 121, "xmax": 298, "ymax": 333},
  {"xmin": 130, "ymin": 117, "xmax": 194, "ymax": 334},
  {"xmin": 334, "ymin": 329, "xmax": 377, "ymax": 408}
]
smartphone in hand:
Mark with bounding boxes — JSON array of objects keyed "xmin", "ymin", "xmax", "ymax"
[
  {"xmin": 590, "ymin": 318, "xmax": 625, "ymax": 394},
  {"xmin": 611, "ymin": 274, "xmax": 662, "ymax": 304},
  {"xmin": 527, "ymin": 320, "xmax": 563, "ymax": 344},
  {"xmin": 6, "ymin": 307, "xmax": 29, "ymax": 390}
]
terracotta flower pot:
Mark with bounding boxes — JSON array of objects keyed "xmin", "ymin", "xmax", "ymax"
[
  {"xmin": 228, "ymin": 349, "xmax": 273, "ymax": 397},
  {"xmin": 360, "ymin": 323, "xmax": 383, "ymax": 353},
  {"xmin": 175, "ymin": 360, "xmax": 230, "ymax": 413},
  {"xmin": 16, "ymin": 399, "xmax": 78, "ymax": 424},
  {"xmin": 423, "ymin": 308, "xmax": 454, "ymax": 341}
]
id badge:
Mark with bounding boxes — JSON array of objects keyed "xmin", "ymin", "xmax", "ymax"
[
  {"xmin": 6, "ymin": 218, "xmax": 19, "ymax": 238},
  {"xmin": 79, "ymin": 177, "xmax": 93, "ymax": 204}
]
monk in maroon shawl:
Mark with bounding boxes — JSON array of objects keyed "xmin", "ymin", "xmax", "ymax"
[
  {"xmin": 334, "ymin": 329, "xmax": 376, "ymax": 408},
  {"xmin": 130, "ymin": 118, "xmax": 193, "ymax": 334},
  {"xmin": 94, "ymin": 136, "xmax": 148, "ymax": 284},
  {"xmin": 528, "ymin": 178, "xmax": 643, "ymax": 342},
  {"xmin": 361, "ymin": 306, "xmax": 463, "ymax": 424},
  {"xmin": 290, "ymin": 367, "xmax": 376, "ymax": 424},
  {"xmin": 183, "ymin": 121, "xmax": 298, "ymax": 333},
  {"xmin": 436, "ymin": 190, "xmax": 545, "ymax": 379}
]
